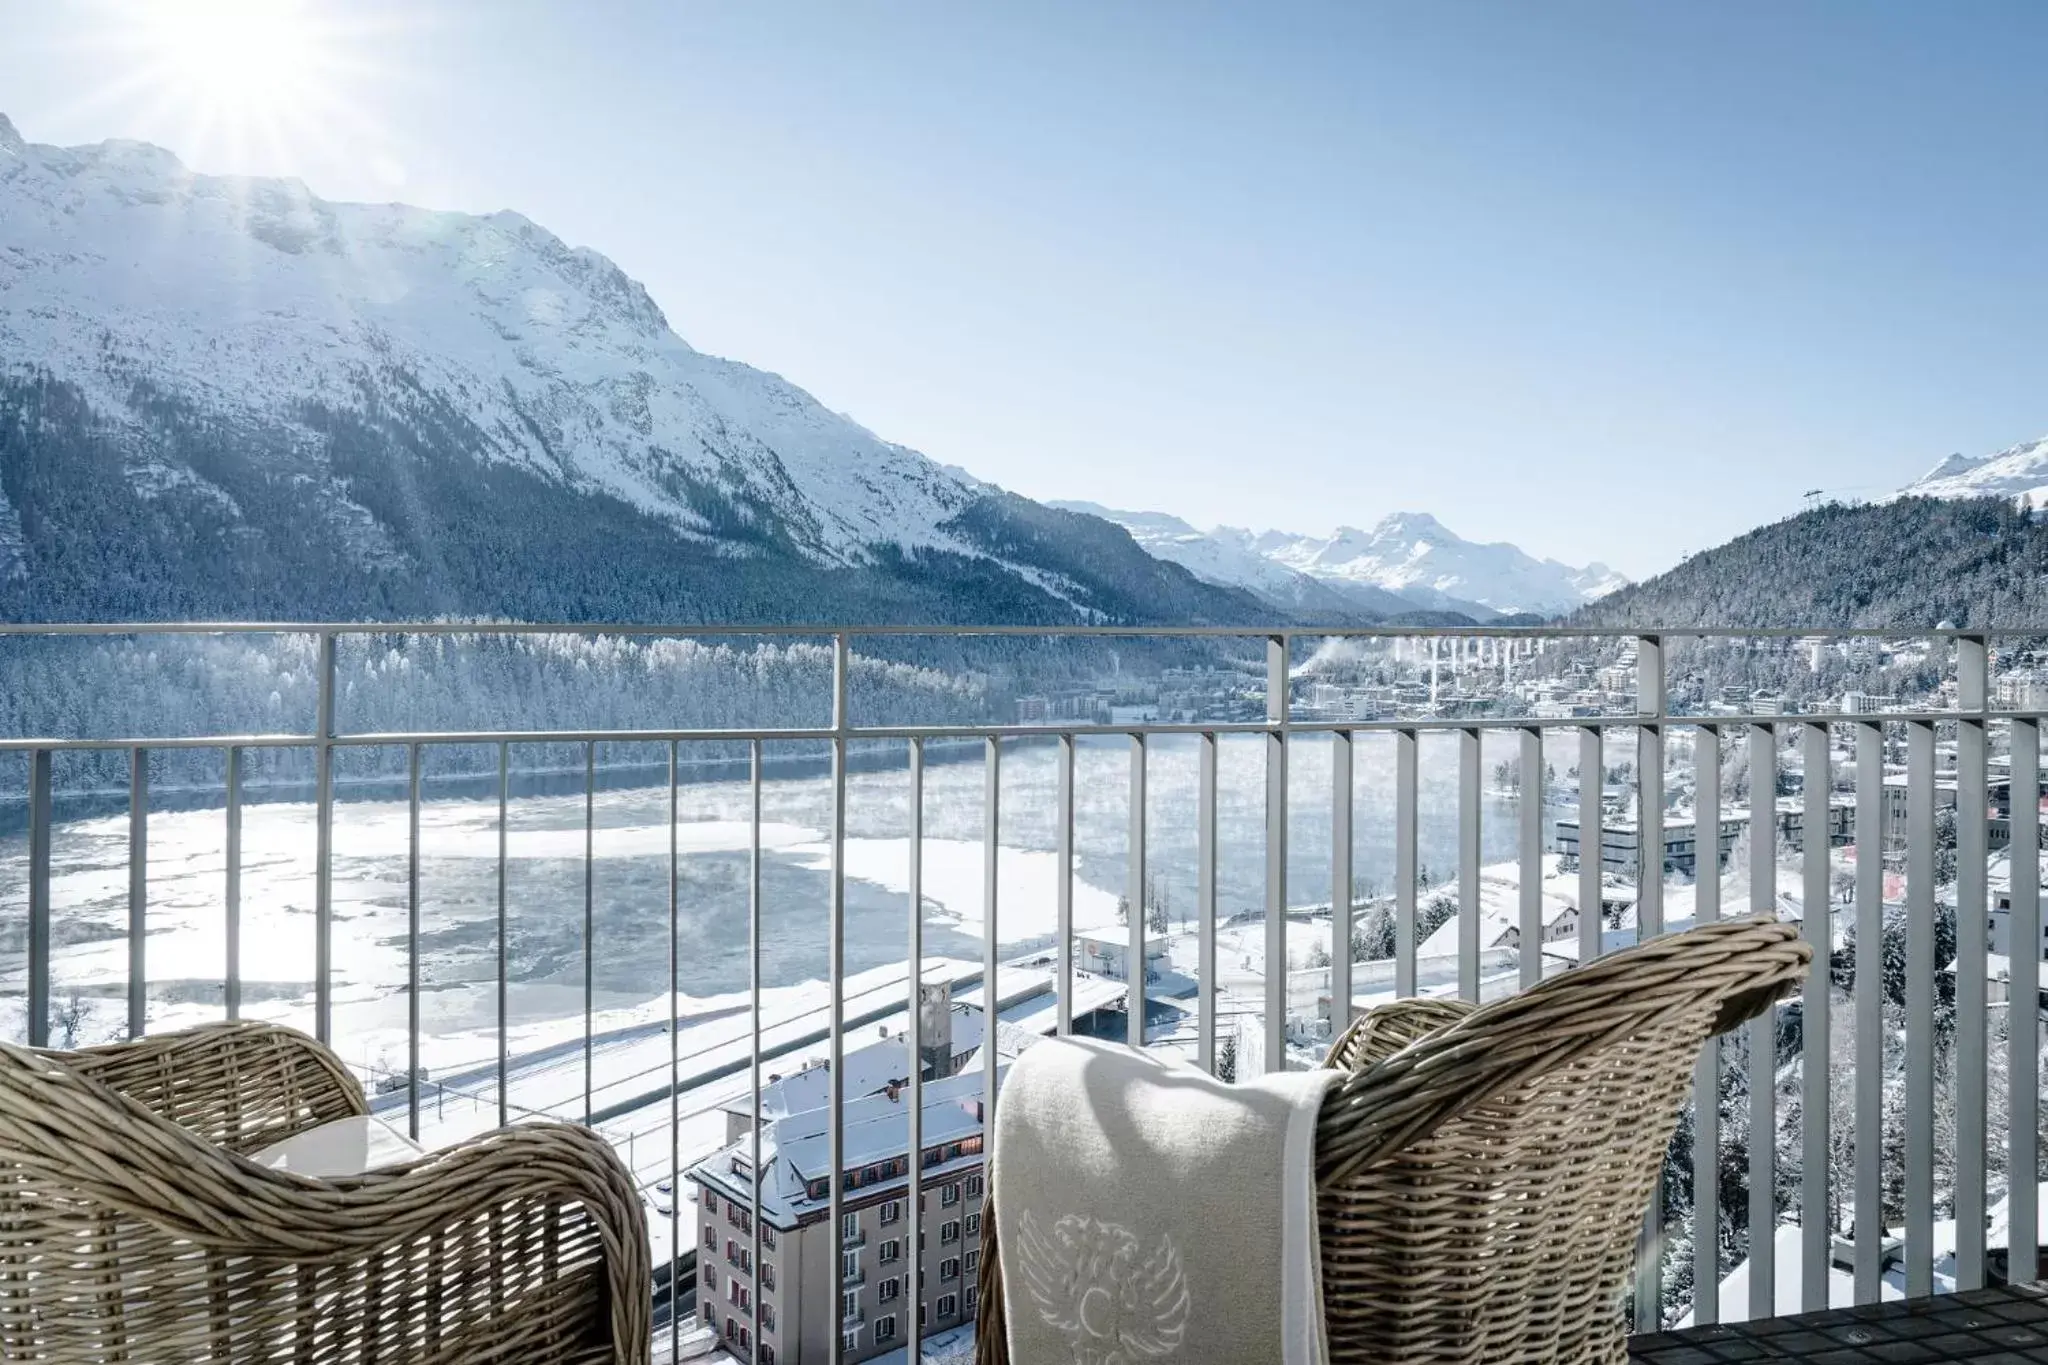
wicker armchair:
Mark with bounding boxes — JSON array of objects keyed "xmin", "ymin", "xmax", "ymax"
[
  {"xmin": 0, "ymin": 1019, "xmax": 650, "ymax": 1364},
  {"xmin": 978, "ymin": 917, "xmax": 1810, "ymax": 1365}
]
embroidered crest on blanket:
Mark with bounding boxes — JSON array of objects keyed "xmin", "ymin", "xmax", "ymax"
[{"xmin": 1017, "ymin": 1210, "xmax": 1190, "ymax": 1363}]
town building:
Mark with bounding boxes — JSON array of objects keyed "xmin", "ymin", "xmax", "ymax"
[
  {"xmin": 691, "ymin": 1066, "xmax": 996, "ymax": 1363},
  {"xmin": 1555, "ymin": 799, "xmax": 1853, "ymax": 877}
]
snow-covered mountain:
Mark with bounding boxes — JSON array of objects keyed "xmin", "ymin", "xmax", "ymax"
[
  {"xmin": 1896, "ymin": 437, "xmax": 2048, "ymax": 509},
  {"xmin": 1049, "ymin": 502, "xmax": 1413, "ymax": 617},
  {"xmin": 0, "ymin": 115, "xmax": 1258, "ymax": 625},
  {"xmin": 1061, "ymin": 504, "xmax": 1624, "ymax": 618}
]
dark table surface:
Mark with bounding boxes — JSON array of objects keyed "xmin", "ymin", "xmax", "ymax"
[{"xmin": 1629, "ymin": 1284, "xmax": 2048, "ymax": 1363}]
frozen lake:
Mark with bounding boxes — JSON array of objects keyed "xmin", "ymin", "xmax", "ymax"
[{"xmin": 0, "ymin": 731, "xmax": 1565, "ymax": 1075}]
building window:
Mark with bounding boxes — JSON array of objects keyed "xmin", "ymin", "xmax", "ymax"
[
  {"xmin": 762, "ymin": 1303, "xmax": 777, "ymax": 1332},
  {"xmin": 842, "ymin": 1212, "xmax": 860, "ymax": 1241},
  {"xmin": 762, "ymin": 1346, "xmax": 776, "ymax": 1365},
  {"xmin": 965, "ymin": 1174, "xmax": 984, "ymax": 1199},
  {"xmin": 704, "ymin": 1192, "xmax": 719, "ymax": 1218},
  {"xmin": 876, "ymin": 1314, "xmax": 898, "ymax": 1343},
  {"xmin": 878, "ymin": 1276, "xmax": 900, "ymax": 1303},
  {"xmin": 966, "ymin": 1286, "xmax": 979, "ymax": 1313},
  {"xmin": 879, "ymin": 1198, "xmax": 903, "ymax": 1225},
  {"xmin": 941, "ymin": 1220, "xmax": 960, "ymax": 1245},
  {"xmin": 726, "ymin": 1239, "xmax": 739, "ymax": 1265},
  {"xmin": 938, "ymin": 1293, "xmax": 959, "ymax": 1319},
  {"xmin": 965, "ymin": 1212, "xmax": 980, "ymax": 1237},
  {"xmin": 842, "ymin": 1250, "xmax": 861, "ymax": 1283},
  {"xmin": 702, "ymin": 1225, "xmax": 717, "ymax": 1251},
  {"xmin": 941, "ymin": 1257, "xmax": 960, "ymax": 1282},
  {"xmin": 965, "ymin": 1249, "xmax": 979, "ymax": 1276},
  {"xmin": 878, "ymin": 1239, "xmax": 901, "ymax": 1264},
  {"xmin": 762, "ymin": 1226, "xmax": 777, "ymax": 1251},
  {"xmin": 703, "ymin": 1265, "xmax": 716, "ymax": 1290},
  {"xmin": 844, "ymin": 1292, "xmax": 862, "ymax": 1323},
  {"xmin": 724, "ymin": 1319, "xmax": 738, "ymax": 1343},
  {"xmin": 761, "ymin": 1262, "xmax": 776, "ymax": 1291},
  {"xmin": 740, "ymin": 1328, "xmax": 751, "ymax": 1353},
  {"xmin": 842, "ymin": 1329, "xmax": 860, "ymax": 1354},
  {"xmin": 940, "ymin": 1183, "xmax": 960, "ymax": 1208}
]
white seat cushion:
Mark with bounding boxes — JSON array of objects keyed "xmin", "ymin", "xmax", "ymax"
[{"xmin": 249, "ymin": 1115, "xmax": 426, "ymax": 1178}]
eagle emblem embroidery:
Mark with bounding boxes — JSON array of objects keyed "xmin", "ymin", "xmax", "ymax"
[{"xmin": 1016, "ymin": 1211, "xmax": 1190, "ymax": 1364}]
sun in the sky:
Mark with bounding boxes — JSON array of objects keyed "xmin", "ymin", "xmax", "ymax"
[
  {"xmin": 141, "ymin": 0, "xmax": 326, "ymax": 121},
  {"xmin": 94, "ymin": 0, "xmax": 392, "ymax": 179}
]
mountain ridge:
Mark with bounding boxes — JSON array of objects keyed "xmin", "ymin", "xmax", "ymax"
[{"xmin": 0, "ymin": 116, "xmax": 1279, "ymax": 630}]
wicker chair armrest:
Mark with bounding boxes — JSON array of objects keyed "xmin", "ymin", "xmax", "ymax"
[
  {"xmin": 0, "ymin": 1044, "xmax": 650, "ymax": 1364},
  {"xmin": 1324, "ymin": 998, "xmax": 1475, "ymax": 1071},
  {"xmin": 51, "ymin": 1019, "xmax": 366, "ymax": 1154},
  {"xmin": 1314, "ymin": 918, "xmax": 1808, "ymax": 1188}
]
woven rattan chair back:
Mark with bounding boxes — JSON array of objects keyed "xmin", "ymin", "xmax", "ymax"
[
  {"xmin": 977, "ymin": 917, "xmax": 1809, "ymax": 1365},
  {"xmin": 0, "ymin": 1020, "xmax": 650, "ymax": 1364}
]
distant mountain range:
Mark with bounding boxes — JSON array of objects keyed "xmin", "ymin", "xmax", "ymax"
[{"xmin": 1054, "ymin": 503, "xmax": 1625, "ymax": 619}]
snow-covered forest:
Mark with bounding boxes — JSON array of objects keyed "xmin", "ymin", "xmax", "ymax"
[{"xmin": 0, "ymin": 632, "xmax": 996, "ymax": 798}]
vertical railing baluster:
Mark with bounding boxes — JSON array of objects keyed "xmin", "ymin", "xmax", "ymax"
[
  {"xmin": 1578, "ymin": 726, "xmax": 1602, "ymax": 968},
  {"xmin": 670, "ymin": 741, "xmax": 684, "ymax": 1365},
  {"xmin": 1129, "ymin": 735, "xmax": 1147, "ymax": 1049},
  {"xmin": 1457, "ymin": 725, "xmax": 1480, "ymax": 1003},
  {"xmin": 225, "ymin": 745, "xmax": 241, "ymax": 1021},
  {"xmin": 407, "ymin": 742, "xmax": 421, "ymax": 1141},
  {"xmin": 1395, "ymin": 727, "xmax": 1418, "ymax": 998},
  {"xmin": 1800, "ymin": 720, "xmax": 1831, "ymax": 1310},
  {"xmin": 829, "ymin": 633, "xmax": 849, "ymax": 1365},
  {"xmin": 1635, "ymin": 636, "xmax": 1665, "ymax": 1330},
  {"xmin": 26, "ymin": 748, "xmax": 51, "ymax": 1048},
  {"xmin": 128, "ymin": 745, "xmax": 146, "ymax": 1039},
  {"xmin": 1519, "ymin": 726, "xmax": 1543, "ymax": 989},
  {"xmin": 1955, "ymin": 637, "xmax": 1989, "ymax": 1290},
  {"xmin": 1056, "ymin": 733, "xmax": 1074, "ymax": 1036},
  {"xmin": 983, "ymin": 737, "xmax": 1001, "ymax": 1118},
  {"xmin": 314, "ymin": 630, "xmax": 336, "ymax": 1044},
  {"xmin": 1197, "ymin": 732, "xmax": 1218, "ymax": 1074},
  {"xmin": 747, "ymin": 738, "xmax": 763, "ymax": 1365},
  {"xmin": 1905, "ymin": 719, "xmax": 1935, "ymax": 1297},
  {"xmin": 1331, "ymin": 729, "xmax": 1353, "ymax": 1034},
  {"xmin": 1746, "ymin": 719, "xmax": 1777, "ymax": 1321},
  {"xmin": 1692, "ymin": 724, "xmax": 1722, "ymax": 1324},
  {"xmin": 1264, "ymin": 636, "xmax": 1288, "ymax": 1072},
  {"xmin": 1853, "ymin": 720, "xmax": 1883, "ymax": 1302},
  {"xmin": 2010, "ymin": 718, "xmax": 2040, "ymax": 1289},
  {"xmin": 583, "ymin": 740, "xmax": 595, "ymax": 1126},
  {"xmin": 907, "ymin": 736, "xmax": 924, "ymax": 1363},
  {"xmin": 496, "ymin": 740, "xmax": 509, "ymax": 1130}
]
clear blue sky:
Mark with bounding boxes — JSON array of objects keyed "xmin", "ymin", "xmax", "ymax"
[{"xmin": 3, "ymin": 0, "xmax": 2045, "ymax": 579}]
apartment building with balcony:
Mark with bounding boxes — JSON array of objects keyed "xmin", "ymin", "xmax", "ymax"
[{"xmin": 688, "ymin": 1066, "xmax": 995, "ymax": 1363}]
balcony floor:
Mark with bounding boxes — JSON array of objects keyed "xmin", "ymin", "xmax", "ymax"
[{"xmin": 1629, "ymin": 1283, "xmax": 2048, "ymax": 1363}]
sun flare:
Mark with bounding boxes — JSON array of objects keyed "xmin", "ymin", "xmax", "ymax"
[{"xmin": 139, "ymin": 0, "xmax": 327, "ymax": 125}]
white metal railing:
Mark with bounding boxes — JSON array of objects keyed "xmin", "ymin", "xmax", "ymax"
[{"xmin": 0, "ymin": 622, "xmax": 2042, "ymax": 1358}]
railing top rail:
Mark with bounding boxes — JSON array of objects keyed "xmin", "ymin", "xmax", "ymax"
[
  {"xmin": 0, "ymin": 621, "xmax": 2032, "ymax": 641},
  {"xmin": 0, "ymin": 708, "xmax": 2035, "ymax": 754}
]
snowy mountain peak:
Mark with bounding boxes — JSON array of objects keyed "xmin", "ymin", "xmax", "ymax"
[
  {"xmin": 1370, "ymin": 511, "xmax": 1449, "ymax": 543},
  {"xmin": 1895, "ymin": 434, "xmax": 2048, "ymax": 509},
  {"xmin": 0, "ymin": 115, "xmax": 22, "ymax": 155},
  {"xmin": 1919, "ymin": 451, "xmax": 1984, "ymax": 483}
]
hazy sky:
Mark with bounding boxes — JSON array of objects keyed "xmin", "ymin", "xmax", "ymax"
[{"xmin": 3, "ymin": 0, "xmax": 2045, "ymax": 579}]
